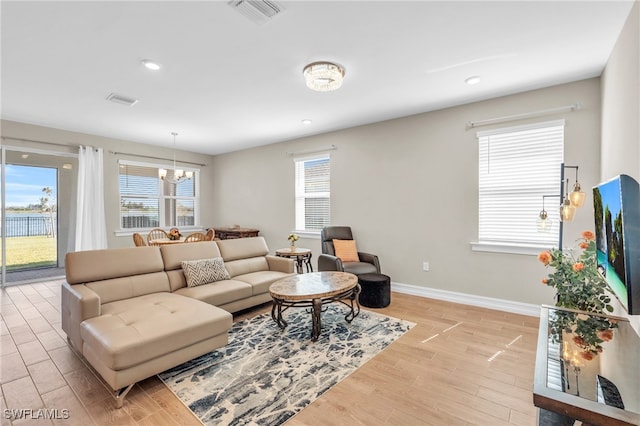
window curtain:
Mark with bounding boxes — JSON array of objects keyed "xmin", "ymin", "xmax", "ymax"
[{"xmin": 75, "ymin": 146, "xmax": 107, "ymax": 250}]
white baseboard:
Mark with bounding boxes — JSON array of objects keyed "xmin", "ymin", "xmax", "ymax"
[{"xmin": 391, "ymin": 281, "xmax": 541, "ymax": 317}]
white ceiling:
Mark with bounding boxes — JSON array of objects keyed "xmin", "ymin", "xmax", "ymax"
[{"xmin": 1, "ymin": 1, "xmax": 635, "ymax": 155}]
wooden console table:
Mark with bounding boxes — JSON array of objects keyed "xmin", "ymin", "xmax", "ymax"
[
  {"xmin": 212, "ymin": 227, "xmax": 259, "ymax": 240},
  {"xmin": 533, "ymin": 305, "xmax": 639, "ymax": 426}
]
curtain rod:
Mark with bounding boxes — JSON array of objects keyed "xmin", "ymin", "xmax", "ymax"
[
  {"xmin": 1, "ymin": 136, "xmax": 79, "ymax": 149},
  {"xmin": 466, "ymin": 102, "xmax": 581, "ymax": 129},
  {"xmin": 110, "ymin": 151, "xmax": 206, "ymax": 167},
  {"xmin": 286, "ymin": 144, "xmax": 337, "ymax": 157},
  {"xmin": 2, "ymin": 136, "xmax": 206, "ymax": 167}
]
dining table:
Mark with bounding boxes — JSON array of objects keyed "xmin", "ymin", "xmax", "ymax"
[{"xmin": 148, "ymin": 237, "xmax": 186, "ymax": 246}]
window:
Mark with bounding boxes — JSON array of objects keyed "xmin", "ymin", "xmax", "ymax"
[
  {"xmin": 118, "ymin": 160, "xmax": 199, "ymax": 230},
  {"xmin": 294, "ymin": 155, "xmax": 330, "ymax": 232},
  {"xmin": 476, "ymin": 120, "xmax": 564, "ymax": 251}
]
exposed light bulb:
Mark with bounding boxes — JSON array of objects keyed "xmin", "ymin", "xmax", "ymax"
[
  {"xmin": 560, "ymin": 198, "xmax": 576, "ymax": 222},
  {"xmin": 537, "ymin": 210, "xmax": 553, "ymax": 233},
  {"xmin": 569, "ymin": 182, "xmax": 586, "ymax": 207}
]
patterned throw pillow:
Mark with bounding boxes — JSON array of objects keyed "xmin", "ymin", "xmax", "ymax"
[
  {"xmin": 181, "ymin": 257, "xmax": 230, "ymax": 288},
  {"xmin": 332, "ymin": 239, "xmax": 360, "ymax": 262}
]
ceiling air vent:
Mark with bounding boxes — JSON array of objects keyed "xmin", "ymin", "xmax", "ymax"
[
  {"xmin": 228, "ymin": 0, "xmax": 284, "ymax": 25},
  {"xmin": 106, "ymin": 93, "xmax": 139, "ymax": 107}
]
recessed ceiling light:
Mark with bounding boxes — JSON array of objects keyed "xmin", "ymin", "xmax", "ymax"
[
  {"xmin": 141, "ymin": 59, "xmax": 161, "ymax": 71},
  {"xmin": 302, "ymin": 119, "xmax": 312, "ymax": 125},
  {"xmin": 21, "ymin": 154, "xmax": 29, "ymax": 159},
  {"xmin": 465, "ymin": 75, "xmax": 481, "ymax": 85}
]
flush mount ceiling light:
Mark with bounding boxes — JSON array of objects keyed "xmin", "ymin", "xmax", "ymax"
[
  {"xmin": 303, "ymin": 61, "xmax": 345, "ymax": 92},
  {"xmin": 141, "ymin": 59, "xmax": 161, "ymax": 71}
]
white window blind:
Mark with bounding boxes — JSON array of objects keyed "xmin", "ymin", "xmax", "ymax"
[
  {"xmin": 118, "ymin": 160, "xmax": 199, "ymax": 230},
  {"xmin": 294, "ymin": 155, "xmax": 330, "ymax": 232},
  {"xmin": 477, "ymin": 120, "xmax": 564, "ymax": 248}
]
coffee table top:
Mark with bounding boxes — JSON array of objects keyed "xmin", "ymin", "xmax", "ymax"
[{"xmin": 269, "ymin": 271, "xmax": 357, "ymax": 301}]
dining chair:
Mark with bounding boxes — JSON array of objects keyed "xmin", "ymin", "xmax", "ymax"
[
  {"xmin": 132, "ymin": 233, "xmax": 147, "ymax": 247},
  {"xmin": 205, "ymin": 228, "xmax": 215, "ymax": 241},
  {"xmin": 184, "ymin": 232, "xmax": 207, "ymax": 243},
  {"xmin": 147, "ymin": 228, "xmax": 169, "ymax": 245}
]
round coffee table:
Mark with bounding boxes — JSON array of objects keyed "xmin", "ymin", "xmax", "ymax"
[{"xmin": 269, "ymin": 271, "xmax": 360, "ymax": 341}]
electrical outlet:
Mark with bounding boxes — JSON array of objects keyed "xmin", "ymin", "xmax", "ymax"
[{"xmin": 423, "ymin": 262, "xmax": 429, "ymax": 271}]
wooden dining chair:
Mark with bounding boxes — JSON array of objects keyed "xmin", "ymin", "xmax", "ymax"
[
  {"xmin": 184, "ymin": 232, "xmax": 207, "ymax": 243},
  {"xmin": 147, "ymin": 228, "xmax": 169, "ymax": 245},
  {"xmin": 132, "ymin": 233, "xmax": 147, "ymax": 247},
  {"xmin": 205, "ymin": 228, "xmax": 215, "ymax": 241}
]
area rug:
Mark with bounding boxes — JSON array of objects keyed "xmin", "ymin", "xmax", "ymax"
[{"xmin": 158, "ymin": 304, "xmax": 415, "ymax": 425}]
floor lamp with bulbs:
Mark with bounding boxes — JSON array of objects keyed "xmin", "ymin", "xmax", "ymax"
[{"xmin": 537, "ymin": 163, "xmax": 586, "ymax": 249}]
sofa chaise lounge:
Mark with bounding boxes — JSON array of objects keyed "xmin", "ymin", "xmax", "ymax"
[{"xmin": 61, "ymin": 237, "xmax": 294, "ymax": 407}]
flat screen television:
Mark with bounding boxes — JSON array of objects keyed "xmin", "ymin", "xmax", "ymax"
[{"xmin": 593, "ymin": 174, "xmax": 640, "ymax": 315}]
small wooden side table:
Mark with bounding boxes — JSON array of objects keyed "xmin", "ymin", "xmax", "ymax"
[{"xmin": 275, "ymin": 248, "xmax": 313, "ymax": 274}]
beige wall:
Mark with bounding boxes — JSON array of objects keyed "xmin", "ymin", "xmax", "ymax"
[
  {"xmin": 1, "ymin": 120, "xmax": 217, "ymax": 253},
  {"xmin": 2, "ymin": 2, "xmax": 636, "ymax": 314},
  {"xmin": 212, "ymin": 78, "xmax": 602, "ymax": 307},
  {"xmin": 601, "ymin": 1, "xmax": 640, "ymax": 182},
  {"xmin": 601, "ymin": 1, "xmax": 640, "ymax": 330}
]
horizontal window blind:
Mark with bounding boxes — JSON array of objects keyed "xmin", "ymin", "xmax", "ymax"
[
  {"xmin": 295, "ymin": 156, "xmax": 330, "ymax": 232},
  {"xmin": 119, "ymin": 160, "xmax": 199, "ymax": 230},
  {"xmin": 478, "ymin": 120, "xmax": 564, "ymax": 247}
]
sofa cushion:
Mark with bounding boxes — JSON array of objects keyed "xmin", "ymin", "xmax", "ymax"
[
  {"xmin": 80, "ymin": 293, "xmax": 231, "ymax": 370},
  {"xmin": 66, "ymin": 247, "xmax": 171, "ymax": 303},
  {"xmin": 224, "ymin": 257, "xmax": 270, "ymax": 278},
  {"xmin": 181, "ymin": 257, "xmax": 230, "ymax": 287},
  {"xmin": 233, "ymin": 271, "xmax": 296, "ymax": 295},
  {"xmin": 85, "ymin": 272, "xmax": 171, "ymax": 305},
  {"xmin": 343, "ymin": 261, "xmax": 378, "ymax": 275},
  {"xmin": 217, "ymin": 237, "xmax": 269, "ymax": 262},
  {"xmin": 66, "ymin": 246, "xmax": 165, "ymax": 284},
  {"xmin": 160, "ymin": 242, "xmax": 222, "ymax": 291},
  {"xmin": 173, "ymin": 279, "xmax": 252, "ymax": 306},
  {"xmin": 160, "ymin": 241, "xmax": 221, "ymax": 271}
]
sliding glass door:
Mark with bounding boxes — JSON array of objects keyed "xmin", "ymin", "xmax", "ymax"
[{"xmin": 1, "ymin": 146, "xmax": 76, "ymax": 286}]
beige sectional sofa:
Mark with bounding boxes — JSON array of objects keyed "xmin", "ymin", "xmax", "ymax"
[{"xmin": 61, "ymin": 237, "xmax": 294, "ymax": 407}]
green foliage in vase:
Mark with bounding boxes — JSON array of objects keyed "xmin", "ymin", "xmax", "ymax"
[
  {"xmin": 539, "ymin": 230, "xmax": 618, "ymax": 360},
  {"xmin": 538, "ymin": 230, "xmax": 614, "ymax": 314}
]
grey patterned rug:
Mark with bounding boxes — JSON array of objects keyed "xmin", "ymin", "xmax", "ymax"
[{"xmin": 158, "ymin": 304, "xmax": 415, "ymax": 425}]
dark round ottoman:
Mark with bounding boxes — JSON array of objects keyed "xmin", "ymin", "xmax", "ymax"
[{"xmin": 357, "ymin": 273, "xmax": 391, "ymax": 308}]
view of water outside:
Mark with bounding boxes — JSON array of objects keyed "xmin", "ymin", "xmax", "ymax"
[{"xmin": 3, "ymin": 164, "xmax": 58, "ymax": 271}]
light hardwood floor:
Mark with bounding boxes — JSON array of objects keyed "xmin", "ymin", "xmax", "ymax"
[{"xmin": 1, "ymin": 280, "xmax": 540, "ymax": 425}]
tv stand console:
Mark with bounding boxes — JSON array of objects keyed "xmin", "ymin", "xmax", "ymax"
[{"xmin": 533, "ymin": 306, "xmax": 640, "ymax": 425}]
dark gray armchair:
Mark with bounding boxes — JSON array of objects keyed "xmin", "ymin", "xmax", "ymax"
[{"xmin": 317, "ymin": 226, "xmax": 380, "ymax": 276}]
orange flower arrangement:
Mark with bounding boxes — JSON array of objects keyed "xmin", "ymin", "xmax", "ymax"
[
  {"xmin": 537, "ymin": 251, "xmax": 552, "ymax": 265},
  {"xmin": 168, "ymin": 228, "xmax": 182, "ymax": 241},
  {"xmin": 541, "ymin": 230, "xmax": 618, "ymax": 359},
  {"xmin": 538, "ymin": 230, "xmax": 612, "ymax": 314}
]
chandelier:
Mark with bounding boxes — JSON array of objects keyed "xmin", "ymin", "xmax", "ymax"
[
  {"xmin": 303, "ymin": 61, "xmax": 345, "ymax": 92},
  {"xmin": 159, "ymin": 132, "xmax": 193, "ymax": 184}
]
